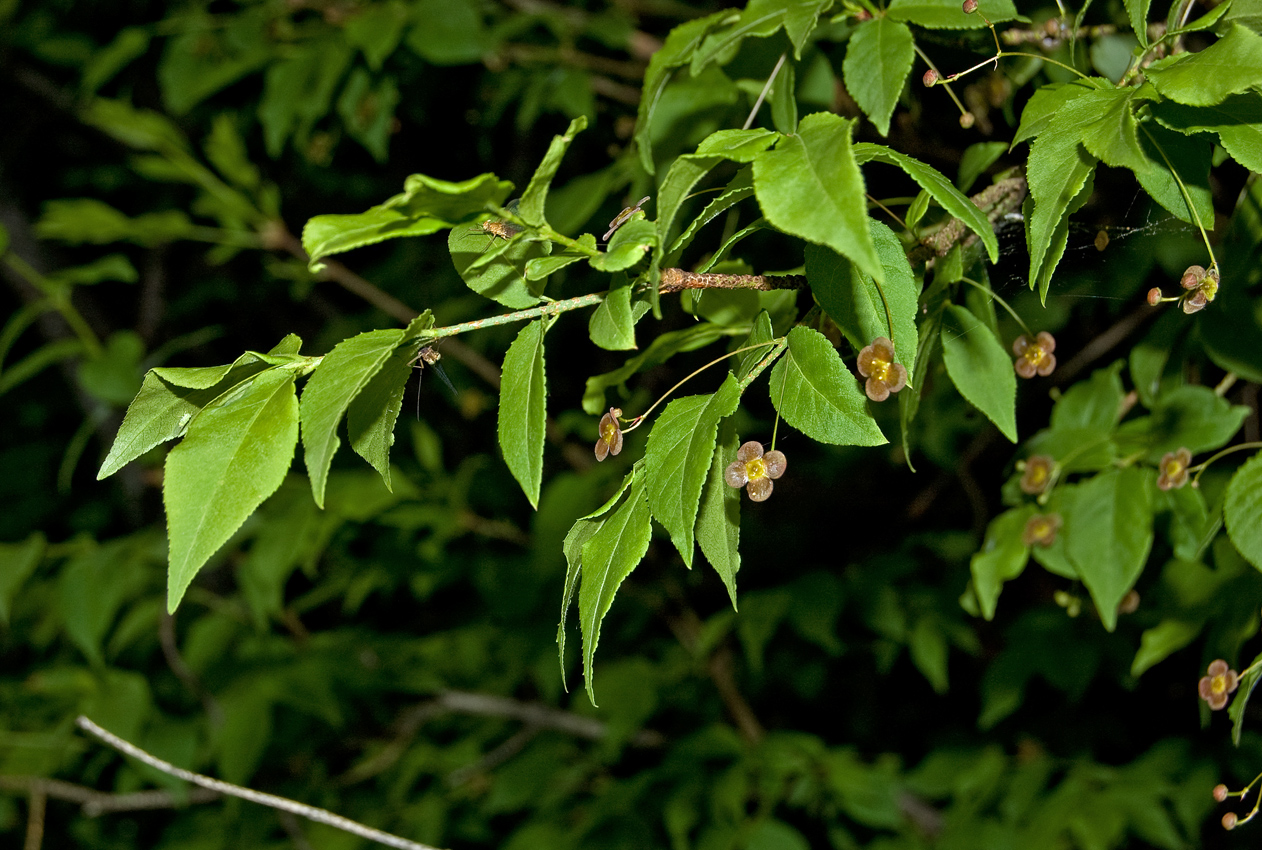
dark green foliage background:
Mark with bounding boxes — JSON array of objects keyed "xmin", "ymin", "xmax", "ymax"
[{"xmin": 2, "ymin": 0, "xmax": 1261, "ymax": 848}]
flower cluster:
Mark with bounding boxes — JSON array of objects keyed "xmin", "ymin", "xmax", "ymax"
[
  {"xmin": 856, "ymin": 337, "xmax": 908, "ymax": 402},
  {"xmin": 1147, "ymin": 264, "xmax": 1220, "ymax": 314},
  {"xmin": 594, "ymin": 407, "xmax": 623, "ymax": 462},
  {"xmin": 1199, "ymin": 659, "xmax": 1239, "ymax": 711},
  {"xmin": 1012, "ymin": 331, "xmax": 1056, "ymax": 378},
  {"xmin": 725, "ymin": 441, "xmax": 787, "ymax": 502},
  {"xmin": 1179, "ymin": 264, "xmax": 1219, "ymax": 314},
  {"xmin": 1157, "ymin": 447, "xmax": 1192, "ymax": 490}
]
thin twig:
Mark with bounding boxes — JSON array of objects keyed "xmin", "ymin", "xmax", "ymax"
[
  {"xmin": 0, "ymin": 775, "xmax": 220, "ymax": 817},
  {"xmin": 75, "ymin": 716, "xmax": 446, "ymax": 850},
  {"xmin": 24, "ymin": 783, "xmax": 45, "ymax": 850}
]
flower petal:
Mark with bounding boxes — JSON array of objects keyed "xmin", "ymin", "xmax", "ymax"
[
  {"xmin": 747, "ymin": 477, "xmax": 774, "ymax": 501},
  {"xmin": 764, "ymin": 450, "xmax": 787, "ymax": 479},
  {"xmin": 737, "ymin": 441, "xmax": 764, "ymax": 463}
]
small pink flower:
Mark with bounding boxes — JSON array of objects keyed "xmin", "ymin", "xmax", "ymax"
[
  {"xmin": 1199, "ymin": 659, "xmax": 1239, "ymax": 711},
  {"xmin": 724, "ymin": 441, "xmax": 787, "ymax": 502},
  {"xmin": 1019, "ymin": 455, "xmax": 1055, "ymax": 495},
  {"xmin": 1013, "ymin": 331, "xmax": 1056, "ymax": 378},
  {"xmin": 1021, "ymin": 513, "xmax": 1061, "ymax": 547},
  {"xmin": 594, "ymin": 407, "xmax": 623, "ymax": 462},
  {"xmin": 1157, "ymin": 447, "xmax": 1191, "ymax": 490},
  {"xmin": 856, "ymin": 337, "xmax": 908, "ymax": 402}
]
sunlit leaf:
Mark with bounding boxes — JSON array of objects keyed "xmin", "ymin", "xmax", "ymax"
[
  {"xmin": 769, "ymin": 326, "xmax": 886, "ymax": 446},
  {"xmin": 498, "ymin": 320, "xmax": 549, "ymax": 509}
]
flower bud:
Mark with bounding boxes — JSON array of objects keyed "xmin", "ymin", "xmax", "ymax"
[
  {"xmin": 1223, "ymin": 812, "xmax": 1238, "ymax": 830},
  {"xmin": 959, "ymin": 111, "xmax": 976, "ymax": 128},
  {"xmin": 923, "ymin": 69, "xmax": 939, "ymax": 87},
  {"xmin": 1213, "ymin": 784, "xmax": 1230, "ymax": 803},
  {"xmin": 1180, "ymin": 265, "xmax": 1205, "ymax": 290},
  {"xmin": 1147, "ymin": 287, "xmax": 1162, "ymax": 306},
  {"xmin": 963, "ymin": 0, "xmax": 978, "ymax": 11}
]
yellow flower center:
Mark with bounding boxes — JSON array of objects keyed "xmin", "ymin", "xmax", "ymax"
[
  {"xmin": 1164, "ymin": 458, "xmax": 1183, "ymax": 477},
  {"xmin": 745, "ymin": 458, "xmax": 767, "ymax": 480},
  {"xmin": 600, "ymin": 421, "xmax": 618, "ymax": 442},
  {"xmin": 1029, "ymin": 466, "xmax": 1047, "ymax": 486},
  {"xmin": 1213, "ymin": 675, "xmax": 1228, "ymax": 695},
  {"xmin": 872, "ymin": 359, "xmax": 893, "ymax": 382},
  {"xmin": 1027, "ymin": 346, "xmax": 1047, "ymax": 365}
]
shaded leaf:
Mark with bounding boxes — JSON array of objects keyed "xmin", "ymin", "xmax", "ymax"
[
  {"xmin": 769, "ymin": 326, "xmax": 886, "ymax": 446},
  {"xmin": 1066, "ymin": 467, "xmax": 1155, "ymax": 631},
  {"xmin": 843, "ymin": 17, "xmax": 914, "ymax": 137},
  {"xmin": 941, "ymin": 304, "xmax": 1018, "ymax": 442},
  {"xmin": 498, "ymin": 320, "xmax": 549, "ymax": 509},
  {"xmin": 1224, "ymin": 451, "xmax": 1262, "ymax": 572},
  {"xmin": 697, "ymin": 420, "xmax": 742, "ymax": 608},
  {"xmin": 971, "ymin": 506, "xmax": 1034, "ymax": 619}
]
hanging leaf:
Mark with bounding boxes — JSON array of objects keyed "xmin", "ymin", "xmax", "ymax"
[
  {"xmin": 753, "ymin": 112, "xmax": 880, "ymax": 281},
  {"xmin": 697, "ymin": 420, "xmax": 742, "ymax": 608},
  {"xmin": 769, "ymin": 326, "xmax": 886, "ymax": 446},
  {"xmin": 165, "ymin": 369, "xmax": 299, "ymax": 611},
  {"xmin": 498, "ymin": 320, "xmax": 549, "ymax": 509},
  {"xmin": 940, "ymin": 304, "xmax": 1018, "ymax": 442},
  {"xmin": 1066, "ymin": 467, "xmax": 1155, "ymax": 631},
  {"xmin": 1224, "ymin": 451, "xmax": 1262, "ymax": 572},
  {"xmin": 645, "ymin": 375, "xmax": 741, "ymax": 567},
  {"xmin": 842, "ymin": 17, "xmax": 914, "ymax": 137},
  {"xmin": 971, "ymin": 506, "xmax": 1034, "ymax": 619}
]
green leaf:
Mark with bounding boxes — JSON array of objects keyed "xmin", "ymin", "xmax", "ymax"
[
  {"xmin": 300, "ymin": 329, "xmax": 406, "ymax": 508},
  {"xmin": 165, "ymin": 368, "xmax": 299, "ymax": 611},
  {"xmin": 668, "ymin": 166, "xmax": 756, "ymax": 257},
  {"xmin": 806, "ymin": 220, "xmax": 920, "ymax": 385},
  {"xmin": 1066, "ymin": 467, "xmax": 1155, "ymax": 631},
  {"xmin": 347, "ymin": 312, "xmax": 435, "ymax": 491},
  {"xmin": 957, "ymin": 141, "xmax": 1009, "ymax": 192},
  {"xmin": 887, "ymin": 0, "xmax": 1018, "ymax": 28},
  {"xmin": 940, "ymin": 304, "xmax": 1017, "ymax": 442},
  {"xmin": 1224, "ymin": 451, "xmax": 1262, "ymax": 571},
  {"xmin": 971, "ymin": 506, "xmax": 1034, "ymax": 619},
  {"xmin": 0, "ymin": 532, "xmax": 44, "ymax": 624},
  {"xmin": 898, "ymin": 296, "xmax": 945, "ymax": 469},
  {"xmin": 1147, "ymin": 24, "xmax": 1262, "ymax": 106},
  {"xmin": 636, "ymin": 11, "xmax": 738, "ymax": 174},
  {"xmin": 559, "ymin": 470, "xmax": 637, "ymax": 687},
  {"xmin": 498, "ymin": 320, "xmax": 549, "ymax": 509},
  {"xmin": 853, "ymin": 143, "xmax": 1001, "ymax": 263},
  {"xmin": 695, "ymin": 128, "xmax": 778, "ymax": 162},
  {"xmin": 1131, "ymin": 619, "xmax": 1201, "ymax": 676},
  {"xmin": 770, "ymin": 57, "xmax": 798, "ymax": 135},
  {"xmin": 1115, "ymin": 384, "xmax": 1249, "ymax": 461},
  {"xmin": 98, "ymin": 354, "xmax": 277, "ymax": 480},
  {"xmin": 645, "ymin": 376, "xmax": 741, "ymax": 567},
  {"xmin": 1231, "ymin": 650, "xmax": 1262, "ymax": 744},
  {"xmin": 589, "ymin": 277, "xmax": 645, "ymax": 351},
  {"xmin": 1126, "ymin": 0, "xmax": 1152, "ymax": 46},
  {"xmin": 336, "ymin": 69, "xmax": 400, "ymax": 162},
  {"xmin": 590, "ymin": 218, "xmax": 656, "ymax": 273},
  {"xmin": 344, "ymin": 0, "xmax": 408, "ymax": 70},
  {"xmin": 697, "ymin": 420, "xmax": 742, "ymax": 608},
  {"xmin": 769, "ymin": 326, "xmax": 886, "ymax": 446},
  {"xmin": 843, "ymin": 18, "xmax": 914, "ymax": 137},
  {"xmin": 1050, "ymin": 361, "xmax": 1125, "ymax": 432},
  {"xmin": 754, "ymin": 113, "xmax": 880, "ymax": 280},
  {"xmin": 405, "ymin": 0, "xmax": 489, "ymax": 64},
  {"xmin": 579, "ymin": 471, "xmax": 653, "ymax": 703},
  {"xmin": 736, "ymin": 310, "xmax": 776, "ymax": 380},
  {"xmin": 655, "ymin": 153, "xmax": 724, "ymax": 271},
  {"xmin": 1153, "ymin": 93, "xmax": 1262, "ymax": 174},
  {"xmin": 35, "ymin": 199, "xmax": 195, "ymax": 247},
  {"xmin": 448, "ymin": 218, "xmax": 551, "ymax": 309},
  {"xmin": 518, "ymin": 116, "xmax": 588, "ymax": 227},
  {"xmin": 1025, "ymin": 102, "xmax": 1100, "ymax": 296},
  {"xmin": 302, "ymin": 172, "xmax": 513, "ymax": 271},
  {"xmin": 1013, "ymin": 80, "xmax": 1107, "ymax": 147}
]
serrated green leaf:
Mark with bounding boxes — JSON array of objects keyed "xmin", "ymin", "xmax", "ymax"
[
  {"xmin": 591, "ymin": 218, "xmax": 655, "ymax": 272},
  {"xmin": 165, "ymin": 368, "xmax": 299, "ymax": 611},
  {"xmin": 35, "ymin": 199, "xmax": 196, "ymax": 247},
  {"xmin": 579, "ymin": 472, "xmax": 653, "ymax": 704},
  {"xmin": 1153, "ymin": 93, "xmax": 1262, "ymax": 174},
  {"xmin": 695, "ymin": 129, "xmax": 778, "ymax": 162},
  {"xmin": 1230, "ymin": 650, "xmax": 1262, "ymax": 744},
  {"xmin": 668, "ymin": 166, "xmax": 756, "ymax": 257},
  {"xmin": 898, "ymin": 297, "xmax": 945, "ymax": 469},
  {"xmin": 843, "ymin": 18, "xmax": 913, "ymax": 137},
  {"xmin": 347, "ymin": 312, "xmax": 435, "ymax": 491},
  {"xmin": 518, "ymin": 116, "xmax": 587, "ymax": 227},
  {"xmin": 887, "ymin": 0, "xmax": 1018, "ymax": 28},
  {"xmin": 806, "ymin": 220, "xmax": 919, "ymax": 386},
  {"xmin": 1147, "ymin": 24, "xmax": 1262, "ymax": 106},
  {"xmin": 754, "ymin": 113, "xmax": 880, "ymax": 280},
  {"xmin": 697, "ymin": 420, "xmax": 742, "ymax": 608},
  {"xmin": 1225, "ymin": 451, "xmax": 1262, "ymax": 571},
  {"xmin": 498, "ymin": 320, "xmax": 549, "ymax": 509},
  {"xmin": 1050, "ymin": 361, "xmax": 1125, "ymax": 432},
  {"xmin": 853, "ymin": 143, "xmax": 1001, "ymax": 263},
  {"xmin": 941, "ymin": 304, "xmax": 1017, "ymax": 442},
  {"xmin": 98, "ymin": 356, "xmax": 275, "ymax": 480},
  {"xmin": 770, "ymin": 57, "xmax": 798, "ymax": 134},
  {"xmin": 1013, "ymin": 80, "xmax": 1107, "ymax": 147},
  {"xmin": 448, "ymin": 218, "xmax": 551, "ymax": 308},
  {"xmin": 1025, "ymin": 107, "xmax": 1100, "ymax": 295},
  {"xmin": 300, "ymin": 329, "xmax": 405, "ymax": 508},
  {"xmin": 302, "ymin": 172, "xmax": 513, "ymax": 270},
  {"xmin": 589, "ymin": 277, "xmax": 642, "ymax": 351},
  {"xmin": 1066, "ymin": 467, "xmax": 1155, "ymax": 631},
  {"xmin": 770, "ymin": 326, "xmax": 886, "ymax": 446},
  {"xmin": 1126, "ymin": 0, "xmax": 1152, "ymax": 46},
  {"xmin": 971, "ymin": 506, "xmax": 1033, "ymax": 619},
  {"xmin": 736, "ymin": 311, "xmax": 776, "ymax": 380},
  {"xmin": 645, "ymin": 375, "xmax": 741, "ymax": 567}
]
